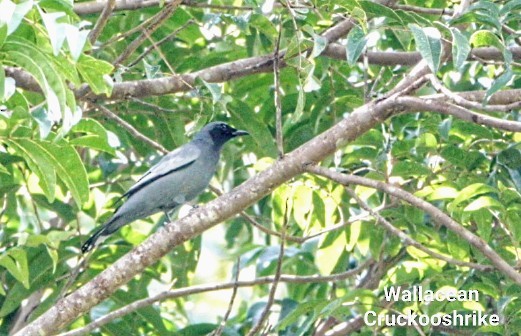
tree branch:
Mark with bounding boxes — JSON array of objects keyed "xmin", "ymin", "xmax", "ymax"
[
  {"xmin": 344, "ymin": 187, "xmax": 493, "ymax": 271},
  {"xmin": 245, "ymin": 201, "xmax": 286, "ymax": 336},
  {"xmin": 305, "ymin": 165, "xmax": 521, "ymax": 285},
  {"xmin": 87, "ymin": 0, "xmax": 116, "ymax": 45},
  {"xmin": 112, "ymin": 0, "xmax": 182, "ymax": 66},
  {"xmin": 7, "ymin": 46, "xmax": 521, "ymax": 100},
  {"xmin": 15, "ymin": 81, "xmax": 401, "ymax": 336},
  {"xmin": 58, "ymin": 261, "xmax": 371, "ymax": 336},
  {"xmin": 399, "ymin": 96, "xmax": 521, "ymax": 132},
  {"xmin": 96, "ymin": 104, "xmax": 168, "ymax": 153}
]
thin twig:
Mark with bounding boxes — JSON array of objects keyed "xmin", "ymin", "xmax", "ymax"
[
  {"xmin": 57, "ymin": 254, "xmax": 91, "ymax": 300},
  {"xmin": 59, "ymin": 261, "xmax": 372, "ymax": 336},
  {"xmin": 129, "ymin": 98, "xmax": 180, "ymax": 113},
  {"xmin": 246, "ymin": 199, "xmax": 288, "ymax": 336},
  {"xmin": 428, "ymin": 74, "xmax": 521, "ymax": 113},
  {"xmin": 211, "ymin": 257, "xmax": 241, "ymax": 336},
  {"xmin": 98, "ymin": 16, "xmax": 154, "ymax": 48},
  {"xmin": 96, "ymin": 104, "xmax": 168, "ymax": 153},
  {"xmin": 88, "ymin": 0, "xmax": 116, "ymax": 44},
  {"xmin": 274, "ymin": 16, "xmax": 284, "ymax": 158},
  {"xmin": 113, "ymin": 0, "xmax": 182, "ymax": 66},
  {"xmin": 399, "ymin": 96, "xmax": 521, "ymax": 132},
  {"xmin": 128, "ymin": 19, "xmax": 195, "ymax": 68}
]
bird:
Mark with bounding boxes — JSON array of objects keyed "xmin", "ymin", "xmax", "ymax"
[{"xmin": 81, "ymin": 121, "xmax": 248, "ymax": 253}]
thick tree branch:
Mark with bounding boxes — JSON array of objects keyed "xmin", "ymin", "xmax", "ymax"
[
  {"xmin": 15, "ymin": 83, "xmax": 401, "ymax": 336},
  {"xmin": 6, "ymin": 47, "xmax": 521, "ymax": 100},
  {"xmin": 322, "ymin": 45, "xmax": 521, "ymax": 65},
  {"xmin": 75, "ymin": 0, "xmax": 257, "ymax": 15}
]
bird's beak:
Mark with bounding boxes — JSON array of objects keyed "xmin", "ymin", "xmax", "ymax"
[{"xmin": 232, "ymin": 130, "xmax": 249, "ymax": 137}]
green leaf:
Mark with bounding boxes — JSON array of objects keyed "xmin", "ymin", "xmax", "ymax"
[
  {"xmin": 292, "ymin": 89, "xmax": 305, "ymax": 123},
  {"xmin": 249, "ymin": 14, "xmax": 277, "ymax": 41},
  {"xmin": 0, "ymin": 0, "xmax": 34, "ymax": 35},
  {"xmin": 356, "ymin": 1, "xmax": 403, "ymax": 24},
  {"xmin": 0, "ymin": 62, "xmax": 4, "ymax": 101},
  {"xmin": 317, "ymin": 230, "xmax": 347, "ymax": 275},
  {"xmin": 506, "ymin": 210, "xmax": 521, "ymax": 242},
  {"xmin": 440, "ymin": 145, "xmax": 485, "ymax": 170},
  {"xmin": 38, "ymin": 9, "xmax": 67, "ymax": 56},
  {"xmin": 276, "ymin": 299, "xmax": 328, "ymax": 330},
  {"xmin": 450, "ymin": 183, "xmax": 497, "ymax": 211},
  {"xmin": 0, "ymin": 248, "xmax": 29, "ymax": 289},
  {"xmin": 69, "ymin": 135, "xmax": 115, "ymax": 154},
  {"xmin": 469, "ymin": 30, "xmax": 503, "ymax": 49},
  {"xmin": 228, "ymin": 100, "xmax": 277, "ymax": 157},
  {"xmin": 65, "ymin": 24, "xmax": 89, "ymax": 61},
  {"xmin": 37, "ymin": 141, "xmax": 89, "ymax": 207},
  {"xmin": 464, "ymin": 196, "xmax": 503, "ymax": 211},
  {"xmin": 77, "ymin": 54, "xmax": 114, "ymax": 96},
  {"xmin": 346, "ymin": 25, "xmax": 367, "ymax": 65},
  {"xmin": 409, "ymin": 24, "xmax": 442, "ymax": 73},
  {"xmin": 31, "ymin": 107, "xmax": 53, "ymax": 138},
  {"xmin": 38, "ymin": 0, "xmax": 76, "ymax": 17},
  {"xmin": 391, "ymin": 161, "xmax": 431, "ymax": 178},
  {"xmin": 473, "ymin": 208, "xmax": 492, "ymax": 241},
  {"xmin": 0, "ymin": 24, "xmax": 7, "ymax": 49},
  {"xmin": 446, "ymin": 230, "xmax": 469, "ymax": 260},
  {"xmin": 451, "ymin": 28, "xmax": 470, "ymax": 70},
  {"xmin": 427, "ymin": 186, "xmax": 458, "ymax": 200},
  {"xmin": 51, "ymin": 55, "xmax": 81, "ymax": 86},
  {"xmin": 2, "ymin": 38, "xmax": 69, "ymax": 125},
  {"xmin": 7, "ymin": 138, "xmax": 89, "ymax": 206},
  {"xmin": 485, "ymin": 68, "xmax": 513, "ymax": 102},
  {"xmin": 311, "ymin": 33, "xmax": 327, "ymax": 58},
  {"xmin": 500, "ymin": 0, "xmax": 521, "ymax": 16},
  {"xmin": 5, "ymin": 138, "xmax": 56, "ymax": 202},
  {"xmin": 497, "ymin": 147, "xmax": 521, "ymax": 169},
  {"xmin": 293, "ymin": 184, "xmax": 313, "ymax": 230},
  {"xmin": 201, "ymin": 79, "xmax": 222, "ymax": 103},
  {"xmin": 468, "ymin": 1, "xmax": 500, "ymax": 19}
]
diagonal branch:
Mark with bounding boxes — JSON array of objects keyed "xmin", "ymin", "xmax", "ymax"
[
  {"xmin": 87, "ymin": 0, "xmax": 116, "ymax": 45},
  {"xmin": 344, "ymin": 187, "xmax": 492, "ymax": 271},
  {"xmin": 96, "ymin": 104, "xmax": 168, "ymax": 153},
  {"xmin": 112, "ymin": 0, "xmax": 182, "ymax": 66},
  {"xmin": 14, "ymin": 81, "xmax": 401, "ymax": 336},
  {"xmin": 305, "ymin": 165, "xmax": 521, "ymax": 285}
]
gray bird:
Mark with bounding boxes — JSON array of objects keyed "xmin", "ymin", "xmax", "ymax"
[{"xmin": 81, "ymin": 122, "xmax": 248, "ymax": 253}]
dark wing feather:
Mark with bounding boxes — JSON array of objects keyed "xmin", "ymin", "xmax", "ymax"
[{"xmin": 122, "ymin": 144, "xmax": 201, "ymax": 199}]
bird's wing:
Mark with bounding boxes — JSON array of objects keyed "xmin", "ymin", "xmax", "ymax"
[{"xmin": 123, "ymin": 144, "xmax": 201, "ymax": 198}]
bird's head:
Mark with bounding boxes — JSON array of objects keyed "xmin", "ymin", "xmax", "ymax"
[{"xmin": 195, "ymin": 122, "xmax": 249, "ymax": 148}]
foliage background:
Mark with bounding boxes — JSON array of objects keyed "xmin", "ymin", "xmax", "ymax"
[{"xmin": 1, "ymin": 0, "xmax": 521, "ymax": 334}]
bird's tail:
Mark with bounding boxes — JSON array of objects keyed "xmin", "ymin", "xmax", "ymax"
[
  {"xmin": 81, "ymin": 226, "xmax": 106, "ymax": 254},
  {"xmin": 81, "ymin": 215, "xmax": 121, "ymax": 253}
]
